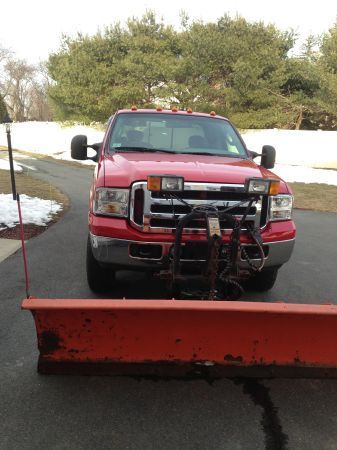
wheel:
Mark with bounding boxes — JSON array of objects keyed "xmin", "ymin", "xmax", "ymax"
[
  {"xmin": 86, "ymin": 235, "xmax": 115, "ymax": 293},
  {"xmin": 246, "ymin": 267, "xmax": 279, "ymax": 292}
]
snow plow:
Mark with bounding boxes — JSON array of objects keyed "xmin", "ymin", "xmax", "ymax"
[
  {"xmin": 3, "ymin": 111, "xmax": 337, "ymax": 377},
  {"xmin": 21, "ymin": 190, "xmax": 337, "ymax": 377},
  {"xmin": 21, "ymin": 193, "xmax": 337, "ymax": 377},
  {"xmin": 22, "ymin": 298, "xmax": 337, "ymax": 376}
]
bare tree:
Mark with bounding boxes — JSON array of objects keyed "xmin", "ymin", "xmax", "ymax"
[
  {"xmin": 2, "ymin": 58, "xmax": 35, "ymax": 121},
  {"xmin": 0, "ymin": 54, "xmax": 53, "ymax": 121},
  {"xmin": 28, "ymin": 62, "xmax": 53, "ymax": 120},
  {"xmin": 0, "ymin": 45, "xmax": 12, "ymax": 93},
  {"xmin": 26, "ymin": 80, "xmax": 53, "ymax": 121},
  {"xmin": 0, "ymin": 45, "xmax": 10, "ymax": 62}
]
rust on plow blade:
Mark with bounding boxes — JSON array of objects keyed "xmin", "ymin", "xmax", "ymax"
[{"xmin": 22, "ymin": 298, "xmax": 337, "ymax": 377}]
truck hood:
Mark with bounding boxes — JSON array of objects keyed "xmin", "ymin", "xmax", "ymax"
[{"xmin": 102, "ymin": 152, "xmax": 288, "ymax": 190}]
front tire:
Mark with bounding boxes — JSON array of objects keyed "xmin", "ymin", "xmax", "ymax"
[
  {"xmin": 246, "ymin": 267, "xmax": 279, "ymax": 292},
  {"xmin": 86, "ymin": 235, "xmax": 115, "ymax": 293}
]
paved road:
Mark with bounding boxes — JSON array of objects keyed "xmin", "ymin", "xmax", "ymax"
[{"xmin": 1, "ymin": 157, "xmax": 337, "ymax": 449}]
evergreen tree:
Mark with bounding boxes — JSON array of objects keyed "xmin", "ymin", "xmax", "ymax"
[
  {"xmin": 46, "ymin": 12, "xmax": 337, "ymax": 129},
  {"xmin": 0, "ymin": 95, "xmax": 10, "ymax": 122}
]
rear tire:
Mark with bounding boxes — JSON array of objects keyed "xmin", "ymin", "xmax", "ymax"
[
  {"xmin": 246, "ymin": 267, "xmax": 279, "ymax": 292},
  {"xmin": 86, "ymin": 235, "xmax": 115, "ymax": 293}
]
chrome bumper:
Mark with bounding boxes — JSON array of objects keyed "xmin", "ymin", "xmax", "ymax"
[{"xmin": 90, "ymin": 233, "xmax": 295, "ymax": 271}]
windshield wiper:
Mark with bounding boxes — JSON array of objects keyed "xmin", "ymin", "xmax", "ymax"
[
  {"xmin": 180, "ymin": 151, "xmax": 245, "ymax": 158},
  {"xmin": 112, "ymin": 147, "xmax": 246, "ymax": 158},
  {"xmin": 113, "ymin": 147, "xmax": 177, "ymax": 154}
]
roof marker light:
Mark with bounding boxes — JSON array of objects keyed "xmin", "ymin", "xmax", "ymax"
[
  {"xmin": 131, "ymin": 105, "xmax": 137, "ymax": 111},
  {"xmin": 171, "ymin": 106, "xmax": 178, "ymax": 112},
  {"xmin": 156, "ymin": 106, "xmax": 163, "ymax": 112},
  {"xmin": 210, "ymin": 111, "xmax": 216, "ymax": 116},
  {"xmin": 187, "ymin": 107, "xmax": 193, "ymax": 113}
]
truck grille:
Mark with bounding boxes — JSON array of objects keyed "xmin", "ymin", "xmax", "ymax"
[{"xmin": 130, "ymin": 182, "xmax": 266, "ymax": 234}]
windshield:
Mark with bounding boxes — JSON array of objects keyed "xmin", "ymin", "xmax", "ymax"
[{"xmin": 108, "ymin": 113, "xmax": 247, "ymax": 157}]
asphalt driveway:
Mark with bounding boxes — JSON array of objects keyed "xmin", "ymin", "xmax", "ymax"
[{"xmin": 1, "ymin": 157, "xmax": 337, "ymax": 449}]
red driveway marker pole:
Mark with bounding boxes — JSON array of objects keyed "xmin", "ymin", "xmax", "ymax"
[
  {"xmin": 4, "ymin": 122, "xmax": 30, "ymax": 298},
  {"xmin": 17, "ymin": 194, "xmax": 30, "ymax": 298}
]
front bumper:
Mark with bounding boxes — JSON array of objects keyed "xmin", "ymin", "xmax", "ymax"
[{"xmin": 90, "ymin": 233, "xmax": 295, "ymax": 271}]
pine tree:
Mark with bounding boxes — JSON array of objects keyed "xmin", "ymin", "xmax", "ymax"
[{"xmin": 0, "ymin": 95, "xmax": 10, "ymax": 123}]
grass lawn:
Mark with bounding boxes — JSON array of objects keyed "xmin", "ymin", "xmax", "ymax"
[
  {"xmin": 0, "ymin": 168, "xmax": 69, "ymax": 206},
  {"xmin": 290, "ymin": 182, "xmax": 337, "ymax": 214}
]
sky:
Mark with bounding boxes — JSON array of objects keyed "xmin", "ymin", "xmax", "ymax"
[{"xmin": 1, "ymin": 0, "xmax": 336, "ymax": 64}]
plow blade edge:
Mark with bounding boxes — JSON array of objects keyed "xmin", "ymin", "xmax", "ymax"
[{"xmin": 22, "ymin": 299, "xmax": 337, "ymax": 377}]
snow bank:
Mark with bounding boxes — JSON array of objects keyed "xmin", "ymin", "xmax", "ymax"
[
  {"xmin": 273, "ymin": 164, "xmax": 337, "ymax": 186},
  {"xmin": 242, "ymin": 129, "xmax": 337, "ymax": 169},
  {"xmin": 0, "ymin": 194, "xmax": 63, "ymax": 228},
  {"xmin": 0, "ymin": 122, "xmax": 104, "ymax": 165}
]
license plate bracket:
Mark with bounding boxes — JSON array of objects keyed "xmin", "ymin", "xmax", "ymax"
[{"xmin": 206, "ymin": 214, "xmax": 221, "ymax": 238}]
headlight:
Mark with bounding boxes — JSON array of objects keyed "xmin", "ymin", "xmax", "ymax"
[
  {"xmin": 93, "ymin": 188, "xmax": 129, "ymax": 217},
  {"xmin": 269, "ymin": 195, "xmax": 293, "ymax": 221}
]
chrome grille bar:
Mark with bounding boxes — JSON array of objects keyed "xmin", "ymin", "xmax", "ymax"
[{"xmin": 130, "ymin": 181, "xmax": 262, "ymax": 234}]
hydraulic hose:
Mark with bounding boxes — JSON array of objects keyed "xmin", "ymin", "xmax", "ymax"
[
  {"xmin": 172, "ymin": 210, "xmax": 205, "ymax": 279},
  {"xmin": 171, "ymin": 200, "xmax": 266, "ymax": 300},
  {"xmin": 172, "ymin": 209, "xmax": 240, "ymax": 279}
]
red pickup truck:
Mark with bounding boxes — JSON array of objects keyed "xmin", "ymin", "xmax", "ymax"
[{"xmin": 71, "ymin": 108, "xmax": 295, "ymax": 297}]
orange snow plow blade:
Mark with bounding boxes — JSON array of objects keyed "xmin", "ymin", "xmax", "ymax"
[{"xmin": 22, "ymin": 298, "xmax": 337, "ymax": 377}]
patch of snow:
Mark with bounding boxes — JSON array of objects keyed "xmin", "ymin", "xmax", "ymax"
[
  {"xmin": 273, "ymin": 164, "xmax": 337, "ymax": 186},
  {"xmin": 0, "ymin": 158, "xmax": 23, "ymax": 172},
  {"xmin": 241, "ymin": 129, "xmax": 337, "ymax": 169},
  {"xmin": 12, "ymin": 152, "xmax": 37, "ymax": 160},
  {"xmin": 15, "ymin": 162, "xmax": 36, "ymax": 171},
  {"xmin": 0, "ymin": 194, "xmax": 63, "ymax": 228}
]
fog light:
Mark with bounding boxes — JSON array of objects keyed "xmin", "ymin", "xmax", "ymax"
[
  {"xmin": 147, "ymin": 175, "xmax": 184, "ymax": 192},
  {"xmin": 245, "ymin": 178, "xmax": 280, "ymax": 196}
]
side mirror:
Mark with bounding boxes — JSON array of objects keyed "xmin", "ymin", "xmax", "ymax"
[
  {"xmin": 71, "ymin": 135, "xmax": 88, "ymax": 160},
  {"xmin": 71, "ymin": 135, "xmax": 102, "ymax": 162},
  {"xmin": 248, "ymin": 150, "xmax": 260, "ymax": 159},
  {"xmin": 260, "ymin": 145, "xmax": 276, "ymax": 169},
  {"xmin": 91, "ymin": 142, "xmax": 102, "ymax": 152}
]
